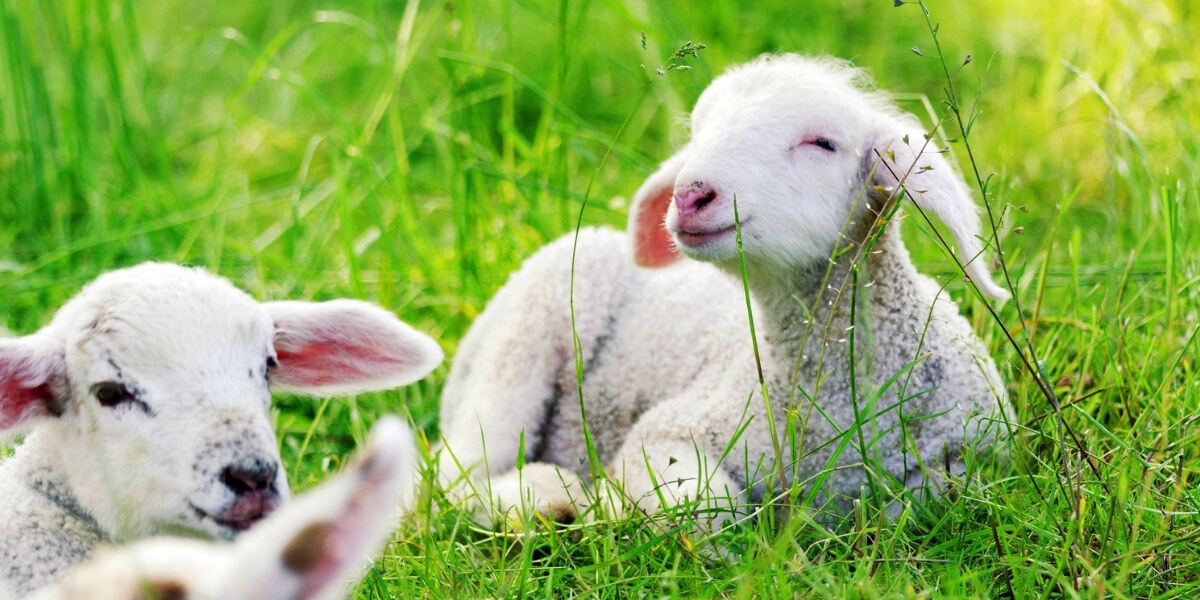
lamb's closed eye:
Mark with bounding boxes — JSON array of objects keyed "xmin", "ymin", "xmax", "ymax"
[{"xmin": 802, "ymin": 137, "xmax": 838, "ymax": 152}]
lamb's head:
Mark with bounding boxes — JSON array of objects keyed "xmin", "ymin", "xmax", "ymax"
[
  {"xmin": 629, "ymin": 53, "xmax": 1009, "ymax": 300},
  {"xmin": 0, "ymin": 263, "xmax": 443, "ymax": 543}
]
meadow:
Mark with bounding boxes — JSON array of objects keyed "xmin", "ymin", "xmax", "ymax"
[{"xmin": 2, "ymin": 0, "xmax": 1198, "ymax": 597}]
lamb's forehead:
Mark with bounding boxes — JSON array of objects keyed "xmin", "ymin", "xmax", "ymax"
[
  {"xmin": 692, "ymin": 54, "xmax": 895, "ymax": 131},
  {"xmin": 50, "ymin": 262, "xmax": 273, "ymax": 359}
]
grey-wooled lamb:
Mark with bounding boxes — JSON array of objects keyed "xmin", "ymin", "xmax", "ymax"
[
  {"xmin": 437, "ymin": 54, "xmax": 1010, "ymax": 529},
  {"xmin": 0, "ymin": 263, "xmax": 442, "ymax": 597}
]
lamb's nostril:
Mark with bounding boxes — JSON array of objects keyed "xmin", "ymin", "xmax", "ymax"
[
  {"xmin": 220, "ymin": 460, "xmax": 277, "ymax": 495},
  {"xmin": 674, "ymin": 182, "xmax": 719, "ymax": 218}
]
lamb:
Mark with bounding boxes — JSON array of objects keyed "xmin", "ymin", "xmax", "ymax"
[
  {"xmin": 14, "ymin": 414, "xmax": 416, "ymax": 600},
  {"xmin": 0, "ymin": 262, "xmax": 443, "ymax": 598},
  {"xmin": 436, "ymin": 54, "xmax": 1010, "ymax": 530}
]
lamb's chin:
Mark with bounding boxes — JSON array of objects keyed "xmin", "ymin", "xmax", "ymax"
[
  {"xmin": 673, "ymin": 228, "xmax": 742, "ymax": 263},
  {"xmin": 180, "ymin": 505, "xmax": 256, "ymax": 540}
]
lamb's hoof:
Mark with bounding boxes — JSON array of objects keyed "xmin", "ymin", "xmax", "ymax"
[{"xmin": 476, "ymin": 463, "xmax": 584, "ymax": 531}]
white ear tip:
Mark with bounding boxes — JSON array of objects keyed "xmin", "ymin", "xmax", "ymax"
[
  {"xmin": 413, "ymin": 333, "xmax": 445, "ymax": 377},
  {"xmin": 369, "ymin": 415, "xmax": 412, "ymax": 448},
  {"xmin": 367, "ymin": 415, "xmax": 412, "ymax": 451},
  {"xmin": 361, "ymin": 415, "xmax": 416, "ymax": 478},
  {"xmin": 972, "ymin": 276, "xmax": 1012, "ymax": 302},
  {"xmin": 987, "ymin": 287, "xmax": 1012, "ymax": 302}
]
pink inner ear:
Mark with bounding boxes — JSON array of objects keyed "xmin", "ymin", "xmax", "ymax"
[
  {"xmin": 265, "ymin": 300, "xmax": 441, "ymax": 396},
  {"xmin": 273, "ymin": 338, "xmax": 418, "ymax": 390},
  {"xmin": 1, "ymin": 340, "xmax": 62, "ymax": 431},
  {"xmin": 632, "ymin": 187, "xmax": 681, "ymax": 268},
  {"xmin": 0, "ymin": 380, "xmax": 54, "ymax": 429}
]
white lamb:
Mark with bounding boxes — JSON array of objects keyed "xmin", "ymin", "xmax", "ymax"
[
  {"xmin": 437, "ymin": 54, "xmax": 1010, "ymax": 529},
  {"xmin": 0, "ymin": 262, "xmax": 442, "ymax": 598},
  {"xmin": 11, "ymin": 414, "xmax": 416, "ymax": 600}
]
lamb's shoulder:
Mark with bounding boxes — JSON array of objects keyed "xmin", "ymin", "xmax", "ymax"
[
  {"xmin": 538, "ymin": 243, "xmax": 762, "ymax": 464},
  {"xmin": 0, "ymin": 449, "xmax": 103, "ymax": 598},
  {"xmin": 863, "ymin": 261, "xmax": 1006, "ymax": 450},
  {"xmin": 1, "ymin": 518, "xmax": 100, "ymax": 598}
]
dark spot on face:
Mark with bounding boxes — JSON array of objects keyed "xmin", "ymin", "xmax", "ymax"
[
  {"xmin": 282, "ymin": 521, "xmax": 333, "ymax": 574},
  {"xmin": 263, "ymin": 356, "xmax": 277, "ymax": 388},
  {"xmin": 128, "ymin": 385, "xmax": 154, "ymax": 417},
  {"xmin": 138, "ymin": 579, "xmax": 188, "ymax": 600}
]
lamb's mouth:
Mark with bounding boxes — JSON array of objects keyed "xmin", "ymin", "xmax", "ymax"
[
  {"xmin": 674, "ymin": 220, "xmax": 747, "ymax": 248},
  {"xmin": 189, "ymin": 502, "xmax": 265, "ymax": 534}
]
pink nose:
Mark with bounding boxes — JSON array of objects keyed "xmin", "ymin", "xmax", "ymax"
[{"xmin": 673, "ymin": 181, "xmax": 717, "ymax": 218}]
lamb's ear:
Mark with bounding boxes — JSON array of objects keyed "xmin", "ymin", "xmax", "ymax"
[
  {"xmin": 0, "ymin": 335, "xmax": 66, "ymax": 434},
  {"xmin": 265, "ymin": 300, "xmax": 443, "ymax": 397},
  {"xmin": 230, "ymin": 416, "xmax": 415, "ymax": 600},
  {"xmin": 628, "ymin": 147, "xmax": 688, "ymax": 267},
  {"xmin": 867, "ymin": 126, "xmax": 1010, "ymax": 300}
]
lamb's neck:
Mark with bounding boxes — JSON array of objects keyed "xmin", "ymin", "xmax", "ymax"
[
  {"xmin": 752, "ymin": 225, "xmax": 912, "ymax": 351},
  {"xmin": 11, "ymin": 431, "xmax": 105, "ymax": 536}
]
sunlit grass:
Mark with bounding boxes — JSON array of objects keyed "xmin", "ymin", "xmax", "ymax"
[{"xmin": 1, "ymin": 0, "xmax": 1198, "ymax": 597}]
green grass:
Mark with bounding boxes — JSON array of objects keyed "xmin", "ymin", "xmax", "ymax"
[{"xmin": 2, "ymin": 0, "xmax": 1199, "ymax": 597}]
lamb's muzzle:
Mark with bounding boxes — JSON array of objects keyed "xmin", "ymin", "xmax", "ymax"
[{"xmin": 211, "ymin": 459, "xmax": 283, "ymax": 530}]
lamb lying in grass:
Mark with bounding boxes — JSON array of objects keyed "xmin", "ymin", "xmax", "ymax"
[
  {"xmin": 15, "ymin": 415, "xmax": 416, "ymax": 600},
  {"xmin": 438, "ymin": 54, "xmax": 1010, "ymax": 529},
  {"xmin": 0, "ymin": 262, "xmax": 442, "ymax": 597}
]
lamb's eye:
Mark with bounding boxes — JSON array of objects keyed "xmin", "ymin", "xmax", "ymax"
[
  {"xmin": 811, "ymin": 137, "xmax": 837, "ymax": 152},
  {"xmin": 92, "ymin": 382, "xmax": 131, "ymax": 407},
  {"xmin": 266, "ymin": 356, "xmax": 279, "ymax": 371}
]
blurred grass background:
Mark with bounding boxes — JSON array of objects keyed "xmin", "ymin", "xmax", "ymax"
[{"xmin": 2, "ymin": 0, "xmax": 1199, "ymax": 597}]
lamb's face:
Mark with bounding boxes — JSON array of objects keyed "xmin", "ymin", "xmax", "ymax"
[
  {"xmin": 662, "ymin": 57, "xmax": 881, "ymax": 274},
  {"xmin": 49, "ymin": 266, "xmax": 288, "ymax": 542},
  {"xmin": 629, "ymin": 54, "xmax": 1010, "ymax": 300}
]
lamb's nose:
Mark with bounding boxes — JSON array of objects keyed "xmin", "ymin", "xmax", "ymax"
[
  {"xmin": 220, "ymin": 459, "xmax": 278, "ymax": 495},
  {"xmin": 674, "ymin": 182, "xmax": 718, "ymax": 218}
]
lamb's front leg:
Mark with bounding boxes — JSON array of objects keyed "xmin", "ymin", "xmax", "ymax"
[
  {"xmin": 601, "ymin": 403, "xmax": 750, "ymax": 533},
  {"xmin": 462, "ymin": 462, "xmax": 587, "ymax": 527},
  {"xmin": 434, "ymin": 299, "xmax": 583, "ymax": 526},
  {"xmin": 435, "ymin": 230, "xmax": 632, "ymax": 527},
  {"xmin": 605, "ymin": 445, "xmax": 746, "ymax": 533},
  {"xmin": 436, "ymin": 346, "xmax": 574, "ymax": 523}
]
